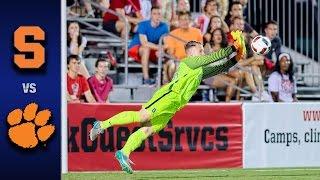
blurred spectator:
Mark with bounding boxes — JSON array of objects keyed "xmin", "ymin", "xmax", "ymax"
[
  {"xmin": 166, "ymin": 11, "xmax": 203, "ymax": 60},
  {"xmin": 201, "ymin": 0, "xmax": 229, "ymax": 19},
  {"xmin": 231, "ymin": 0, "xmax": 248, "ymax": 19},
  {"xmin": 171, "ymin": 0, "xmax": 191, "ymax": 29},
  {"xmin": 195, "ymin": 0, "xmax": 221, "ymax": 34},
  {"xmin": 67, "ymin": 21, "xmax": 90, "ymax": 79},
  {"xmin": 258, "ymin": 20, "xmax": 283, "ymax": 80},
  {"xmin": 100, "ymin": 0, "xmax": 110, "ymax": 8},
  {"xmin": 88, "ymin": 58, "xmax": 113, "ymax": 103},
  {"xmin": 140, "ymin": 0, "xmax": 152, "ymax": 20},
  {"xmin": 225, "ymin": 1, "xmax": 258, "ymax": 38},
  {"xmin": 67, "ymin": 55, "xmax": 96, "ymax": 103},
  {"xmin": 203, "ymin": 15, "xmax": 229, "ymax": 44},
  {"xmin": 128, "ymin": 6, "xmax": 169, "ymax": 85},
  {"xmin": 164, "ymin": 11, "xmax": 203, "ymax": 83},
  {"xmin": 96, "ymin": 0, "xmax": 111, "ymax": 17},
  {"xmin": 203, "ymin": 28, "xmax": 237, "ymax": 102},
  {"xmin": 177, "ymin": 0, "xmax": 190, "ymax": 11},
  {"xmin": 239, "ymin": 0, "xmax": 248, "ymax": 19},
  {"xmin": 67, "ymin": 0, "xmax": 110, "ymax": 17},
  {"xmin": 268, "ymin": 53, "xmax": 298, "ymax": 102},
  {"xmin": 263, "ymin": 20, "xmax": 282, "ymax": 69},
  {"xmin": 228, "ymin": 16, "xmax": 264, "ymax": 100},
  {"xmin": 67, "ymin": 22, "xmax": 87, "ymax": 58},
  {"xmin": 83, "ymin": 0, "xmax": 95, "ymax": 17},
  {"xmin": 154, "ymin": 0, "xmax": 176, "ymax": 25},
  {"xmin": 229, "ymin": 16, "xmax": 265, "ymax": 94},
  {"xmin": 103, "ymin": 0, "xmax": 142, "ymax": 38},
  {"xmin": 83, "ymin": 0, "xmax": 94, "ymax": 17},
  {"xmin": 67, "ymin": 0, "xmax": 95, "ymax": 17},
  {"xmin": 67, "ymin": 0, "xmax": 80, "ymax": 17}
]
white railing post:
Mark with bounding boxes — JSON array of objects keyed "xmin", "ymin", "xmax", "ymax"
[
  {"xmin": 300, "ymin": 1, "xmax": 303, "ymax": 54},
  {"xmin": 316, "ymin": 1, "xmax": 320, "ymax": 86},
  {"xmin": 307, "ymin": 0, "xmax": 309, "ymax": 59},
  {"xmin": 318, "ymin": 0, "xmax": 320, "ymax": 63},
  {"xmin": 277, "ymin": 0, "xmax": 279, "ymax": 40},
  {"xmin": 289, "ymin": 0, "xmax": 292, "ymax": 49},
  {"xmin": 271, "ymin": 0, "xmax": 273, "ymax": 21},
  {"xmin": 61, "ymin": 0, "xmax": 68, "ymax": 174},
  {"xmin": 294, "ymin": 0, "xmax": 297, "ymax": 51},
  {"xmin": 312, "ymin": 0, "xmax": 315, "ymax": 61},
  {"xmin": 157, "ymin": 34, "xmax": 166, "ymax": 88},
  {"xmin": 282, "ymin": 0, "xmax": 286, "ymax": 46},
  {"xmin": 124, "ymin": 18, "xmax": 129, "ymax": 85},
  {"xmin": 259, "ymin": 0, "xmax": 262, "ymax": 31}
]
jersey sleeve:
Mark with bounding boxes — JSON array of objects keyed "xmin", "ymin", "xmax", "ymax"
[
  {"xmin": 201, "ymin": 58, "xmax": 237, "ymax": 80},
  {"xmin": 182, "ymin": 46, "xmax": 236, "ymax": 69}
]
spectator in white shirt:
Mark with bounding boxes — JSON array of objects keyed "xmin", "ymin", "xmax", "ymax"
[{"xmin": 268, "ymin": 53, "xmax": 298, "ymax": 102}]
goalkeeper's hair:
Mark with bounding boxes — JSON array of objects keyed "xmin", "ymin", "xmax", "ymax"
[{"xmin": 184, "ymin": 41, "xmax": 202, "ymax": 51}]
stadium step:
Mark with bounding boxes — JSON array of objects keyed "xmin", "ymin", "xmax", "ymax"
[{"xmin": 109, "ymin": 85, "xmax": 157, "ymax": 102}]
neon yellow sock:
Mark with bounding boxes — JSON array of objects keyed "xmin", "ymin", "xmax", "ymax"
[
  {"xmin": 100, "ymin": 111, "xmax": 140, "ymax": 129},
  {"xmin": 122, "ymin": 129, "xmax": 148, "ymax": 157}
]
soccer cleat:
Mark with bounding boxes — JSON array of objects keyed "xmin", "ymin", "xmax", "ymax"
[
  {"xmin": 231, "ymin": 30, "xmax": 247, "ymax": 60},
  {"xmin": 115, "ymin": 150, "xmax": 134, "ymax": 174},
  {"xmin": 89, "ymin": 121, "xmax": 104, "ymax": 141}
]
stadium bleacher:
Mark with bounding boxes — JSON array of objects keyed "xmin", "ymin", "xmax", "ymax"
[{"xmin": 67, "ymin": 0, "xmax": 320, "ymax": 102}]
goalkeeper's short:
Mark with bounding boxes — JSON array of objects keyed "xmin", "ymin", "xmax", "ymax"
[{"xmin": 142, "ymin": 88, "xmax": 180, "ymax": 133}]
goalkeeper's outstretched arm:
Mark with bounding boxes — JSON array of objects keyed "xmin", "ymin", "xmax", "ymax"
[
  {"xmin": 201, "ymin": 57, "xmax": 238, "ymax": 80},
  {"xmin": 182, "ymin": 46, "xmax": 237, "ymax": 70}
]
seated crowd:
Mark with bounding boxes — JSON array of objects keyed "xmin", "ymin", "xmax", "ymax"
[{"xmin": 67, "ymin": 0, "xmax": 298, "ymax": 103}]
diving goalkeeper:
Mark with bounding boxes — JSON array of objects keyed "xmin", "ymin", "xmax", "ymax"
[{"xmin": 89, "ymin": 31, "xmax": 246, "ymax": 174}]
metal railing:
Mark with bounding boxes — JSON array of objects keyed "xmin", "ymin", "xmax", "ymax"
[
  {"xmin": 157, "ymin": 34, "xmax": 188, "ymax": 88},
  {"xmin": 247, "ymin": 0, "xmax": 320, "ymax": 87},
  {"xmin": 189, "ymin": 0, "xmax": 319, "ymax": 62},
  {"xmin": 91, "ymin": 1, "xmax": 130, "ymax": 85},
  {"xmin": 189, "ymin": 0, "xmax": 319, "ymax": 87},
  {"xmin": 69, "ymin": 1, "xmax": 270, "ymax": 101}
]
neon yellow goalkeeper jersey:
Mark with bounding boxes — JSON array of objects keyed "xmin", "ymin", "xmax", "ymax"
[
  {"xmin": 168, "ymin": 46, "xmax": 237, "ymax": 107},
  {"xmin": 142, "ymin": 46, "xmax": 237, "ymax": 132}
]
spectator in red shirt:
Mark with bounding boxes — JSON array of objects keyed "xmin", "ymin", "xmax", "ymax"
[
  {"xmin": 103, "ymin": 0, "xmax": 143, "ymax": 38},
  {"xmin": 88, "ymin": 58, "xmax": 113, "ymax": 103},
  {"xmin": 67, "ymin": 55, "xmax": 96, "ymax": 103}
]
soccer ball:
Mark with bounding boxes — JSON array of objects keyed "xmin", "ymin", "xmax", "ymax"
[{"xmin": 250, "ymin": 35, "xmax": 271, "ymax": 55}]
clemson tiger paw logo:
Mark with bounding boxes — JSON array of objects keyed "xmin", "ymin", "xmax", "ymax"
[{"xmin": 7, "ymin": 103, "xmax": 55, "ymax": 149}]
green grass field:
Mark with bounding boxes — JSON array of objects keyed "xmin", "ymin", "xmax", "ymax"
[{"xmin": 63, "ymin": 168, "xmax": 320, "ymax": 180}]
